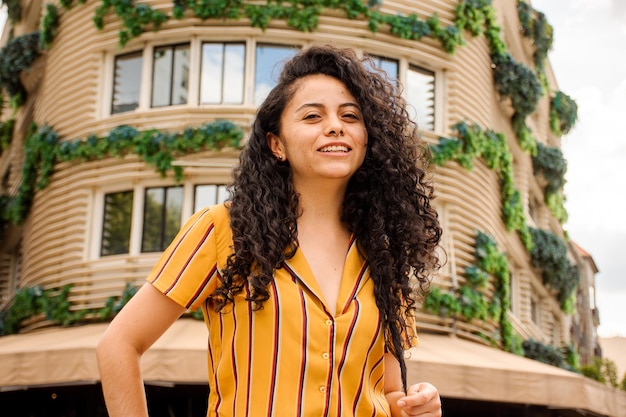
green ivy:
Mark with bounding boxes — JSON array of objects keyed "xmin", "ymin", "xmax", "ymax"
[
  {"xmin": 0, "ymin": 32, "xmax": 41, "ymax": 103},
  {"xmin": 0, "ymin": 120, "xmax": 244, "ymax": 229},
  {"xmin": 0, "ymin": 285, "xmax": 87, "ymax": 335},
  {"xmin": 1, "ymin": 0, "xmax": 21, "ymax": 25},
  {"xmin": 517, "ymin": 0, "xmax": 553, "ymax": 87},
  {"xmin": 522, "ymin": 338, "xmax": 573, "ymax": 370},
  {"xmin": 529, "ymin": 227, "xmax": 580, "ymax": 310},
  {"xmin": 40, "ymin": 4, "xmax": 60, "ymax": 50},
  {"xmin": 533, "ymin": 142, "xmax": 566, "ymax": 195},
  {"xmin": 550, "ymin": 91, "xmax": 578, "ymax": 136},
  {"xmin": 0, "ymin": 118, "xmax": 15, "ymax": 154},
  {"xmin": 0, "ymin": 283, "xmax": 139, "ymax": 335},
  {"xmin": 423, "ymin": 231, "xmax": 516, "ymax": 350},
  {"xmin": 430, "ymin": 121, "xmax": 533, "ymax": 251},
  {"xmin": 532, "ymin": 143, "xmax": 568, "ymax": 222},
  {"xmin": 94, "ymin": 0, "xmax": 168, "ymax": 47},
  {"xmin": 456, "ymin": 0, "xmax": 541, "ymax": 154}
]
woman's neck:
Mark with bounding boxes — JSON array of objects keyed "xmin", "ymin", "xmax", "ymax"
[{"xmin": 294, "ymin": 178, "xmax": 348, "ymax": 231}]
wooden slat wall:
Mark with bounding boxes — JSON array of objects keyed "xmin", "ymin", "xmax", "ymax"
[{"xmin": 8, "ymin": 0, "xmax": 571, "ymax": 345}]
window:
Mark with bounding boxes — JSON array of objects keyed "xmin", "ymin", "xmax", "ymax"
[
  {"xmin": 406, "ymin": 65, "xmax": 435, "ymax": 131},
  {"xmin": 201, "ymin": 43, "xmax": 245, "ymax": 104},
  {"xmin": 112, "ymin": 52, "xmax": 143, "ymax": 114},
  {"xmin": 152, "ymin": 44, "xmax": 190, "ymax": 107},
  {"xmin": 367, "ymin": 55, "xmax": 399, "ymax": 83},
  {"xmin": 101, "ymin": 191, "xmax": 134, "ymax": 256},
  {"xmin": 255, "ymin": 44, "xmax": 298, "ymax": 105},
  {"xmin": 530, "ymin": 294, "xmax": 540, "ymax": 325},
  {"xmin": 142, "ymin": 186, "xmax": 183, "ymax": 253},
  {"xmin": 194, "ymin": 184, "xmax": 229, "ymax": 213}
]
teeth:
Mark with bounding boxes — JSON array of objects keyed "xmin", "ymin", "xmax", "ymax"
[{"xmin": 320, "ymin": 145, "xmax": 349, "ymax": 152}]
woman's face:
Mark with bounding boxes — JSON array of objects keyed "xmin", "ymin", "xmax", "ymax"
[{"xmin": 267, "ymin": 74, "xmax": 368, "ymax": 189}]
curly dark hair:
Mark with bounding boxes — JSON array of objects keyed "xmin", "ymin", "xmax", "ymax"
[{"xmin": 216, "ymin": 45, "xmax": 442, "ymax": 389}]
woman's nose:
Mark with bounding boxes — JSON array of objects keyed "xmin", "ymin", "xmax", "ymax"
[{"xmin": 325, "ymin": 117, "xmax": 344, "ymax": 137}]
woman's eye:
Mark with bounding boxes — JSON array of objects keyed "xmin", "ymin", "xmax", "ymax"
[
  {"xmin": 343, "ymin": 113, "xmax": 359, "ymax": 120},
  {"xmin": 304, "ymin": 114, "xmax": 320, "ymax": 120}
]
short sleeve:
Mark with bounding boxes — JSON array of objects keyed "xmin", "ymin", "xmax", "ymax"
[{"xmin": 147, "ymin": 205, "xmax": 230, "ymax": 311}]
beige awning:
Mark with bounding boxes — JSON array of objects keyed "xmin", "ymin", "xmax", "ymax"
[{"xmin": 1, "ymin": 320, "xmax": 625, "ymax": 417}]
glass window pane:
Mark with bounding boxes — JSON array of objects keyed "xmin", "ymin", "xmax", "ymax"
[
  {"xmin": 201, "ymin": 43, "xmax": 245, "ymax": 104},
  {"xmin": 152, "ymin": 44, "xmax": 189, "ymax": 107},
  {"xmin": 406, "ymin": 66, "xmax": 435, "ymax": 131},
  {"xmin": 112, "ymin": 53, "xmax": 142, "ymax": 114},
  {"xmin": 367, "ymin": 55, "xmax": 399, "ymax": 83},
  {"xmin": 142, "ymin": 186, "xmax": 183, "ymax": 253},
  {"xmin": 152, "ymin": 47, "xmax": 173, "ymax": 107},
  {"xmin": 194, "ymin": 184, "xmax": 229, "ymax": 212},
  {"xmin": 172, "ymin": 45, "xmax": 190, "ymax": 105},
  {"xmin": 164, "ymin": 187, "xmax": 183, "ymax": 246},
  {"xmin": 142, "ymin": 188, "xmax": 165, "ymax": 253},
  {"xmin": 101, "ymin": 191, "xmax": 133, "ymax": 256},
  {"xmin": 255, "ymin": 44, "xmax": 298, "ymax": 105},
  {"xmin": 222, "ymin": 44, "xmax": 245, "ymax": 104}
]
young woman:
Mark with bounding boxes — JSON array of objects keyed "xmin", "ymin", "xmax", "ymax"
[{"xmin": 97, "ymin": 45, "xmax": 443, "ymax": 417}]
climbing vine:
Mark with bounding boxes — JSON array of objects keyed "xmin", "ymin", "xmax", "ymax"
[
  {"xmin": 533, "ymin": 142, "xmax": 568, "ymax": 223},
  {"xmin": 0, "ymin": 283, "xmax": 138, "ymax": 335},
  {"xmin": 423, "ymin": 231, "xmax": 520, "ymax": 352},
  {"xmin": 0, "ymin": 32, "xmax": 41, "ymax": 106},
  {"xmin": 550, "ymin": 91, "xmax": 578, "ymax": 136},
  {"xmin": 0, "ymin": 121, "xmax": 244, "ymax": 228},
  {"xmin": 528, "ymin": 227, "xmax": 580, "ymax": 311},
  {"xmin": 430, "ymin": 121, "xmax": 533, "ymax": 250}
]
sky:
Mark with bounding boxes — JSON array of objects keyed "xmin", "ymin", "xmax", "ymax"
[
  {"xmin": 532, "ymin": 0, "xmax": 626, "ymax": 337},
  {"xmin": 0, "ymin": 2, "xmax": 623, "ymax": 336}
]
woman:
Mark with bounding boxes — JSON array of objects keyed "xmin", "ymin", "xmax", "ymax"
[{"xmin": 97, "ymin": 45, "xmax": 442, "ymax": 417}]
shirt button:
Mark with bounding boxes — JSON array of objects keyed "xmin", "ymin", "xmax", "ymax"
[
  {"xmin": 322, "ymin": 352, "xmax": 329, "ymax": 359},
  {"xmin": 319, "ymin": 386, "xmax": 327, "ymax": 393},
  {"xmin": 325, "ymin": 320, "xmax": 332, "ymax": 326}
]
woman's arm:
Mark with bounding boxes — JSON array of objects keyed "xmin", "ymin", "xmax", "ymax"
[
  {"xmin": 96, "ymin": 283, "xmax": 187, "ymax": 417},
  {"xmin": 384, "ymin": 353, "xmax": 442, "ymax": 417}
]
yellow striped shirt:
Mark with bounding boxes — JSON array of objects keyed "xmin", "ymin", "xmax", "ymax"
[{"xmin": 148, "ymin": 204, "xmax": 412, "ymax": 417}]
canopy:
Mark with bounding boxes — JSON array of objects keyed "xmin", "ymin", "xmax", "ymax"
[{"xmin": 1, "ymin": 320, "xmax": 624, "ymax": 416}]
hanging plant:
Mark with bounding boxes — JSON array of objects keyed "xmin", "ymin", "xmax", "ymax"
[
  {"xmin": 529, "ymin": 227, "xmax": 580, "ymax": 310},
  {"xmin": 40, "ymin": 3, "xmax": 60, "ymax": 50},
  {"xmin": 0, "ymin": 32, "xmax": 41, "ymax": 104},
  {"xmin": 2, "ymin": 0, "xmax": 21, "ymax": 24},
  {"xmin": 0, "ymin": 118, "xmax": 15, "ymax": 154},
  {"xmin": 532, "ymin": 142, "xmax": 566, "ymax": 195},
  {"xmin": 517, "ymin": 1, "xmax": 553, "ymax": 72},
  {"xmin": 550, "ymin": 91, "xmax": 578, "ymax": 136},
  {"xmin": 492, "ymin": 53, "xmax": 542, "ymax": 121}
]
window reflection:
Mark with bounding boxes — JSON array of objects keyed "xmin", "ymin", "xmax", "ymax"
[
  {"xmin": 142, "ymin": 186, "xmax": 183, "ymax": 253},
  {"xmin": 101, "ymin": 191, "xmax": 133, "ymax": 256},
  {"xmin": 255, "ymin": 44, "xmax": 298, "ymax": 105},
  {"xmin": 367, "ymin": 55, "xmax": 399, "ymax": 83},
  {"xmin": 112, "ymin": 52, "xmax": 142, "ymax": 114},
  {"xmin": 201, "ymin": 43, "xmax": 245, "ymax": 104},
  {"xmin": 406, "ymin": 66, "xmax": 435, "ymax": 131},
  {"xmin": 152, "ymin": 44, "xmax": 190, "ymax": 107},
  {"xmin": 194, "ymin": 184, "xmax": 229, "ymax": 213}
]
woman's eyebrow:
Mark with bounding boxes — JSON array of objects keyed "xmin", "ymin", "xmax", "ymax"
[{"xmin": 294, "ymin": 102, "xmax": 361, "ymax": 112}]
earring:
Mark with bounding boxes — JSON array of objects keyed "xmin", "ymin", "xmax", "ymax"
[{"xmin": 277, "ymin": 155, "xmax": 283, "ymax": 161}]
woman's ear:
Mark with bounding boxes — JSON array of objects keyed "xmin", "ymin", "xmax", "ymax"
[{"xmin": 267, "ymin": 132, "xmax": 285, "ymax": 161}]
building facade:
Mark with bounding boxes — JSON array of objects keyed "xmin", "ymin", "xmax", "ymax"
[{"xmin": 1, "ymin": 0, "xmax": 624, "ymax": 416}]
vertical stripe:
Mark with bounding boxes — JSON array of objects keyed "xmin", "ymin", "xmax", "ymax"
[
  {"xmin": 297, "ymin": 287, "xmax": 308, "ymax": 417},
  {"xmin": 267, "ymin": 281, "xmax": 280, "ymax": 417},
  {"xmin": 245, "ymin": 284, "xmax": 254, "ymax": 417}
]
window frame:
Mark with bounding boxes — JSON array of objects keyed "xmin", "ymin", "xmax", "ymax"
[{"xmin": 151, "ymin": 43, "xmax": 191, "ymax": 108}]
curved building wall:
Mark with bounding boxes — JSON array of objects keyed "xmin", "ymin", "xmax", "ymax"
[{"xmin": 4, "ymin": 0, "xmax": 570, "ymax": 346}]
